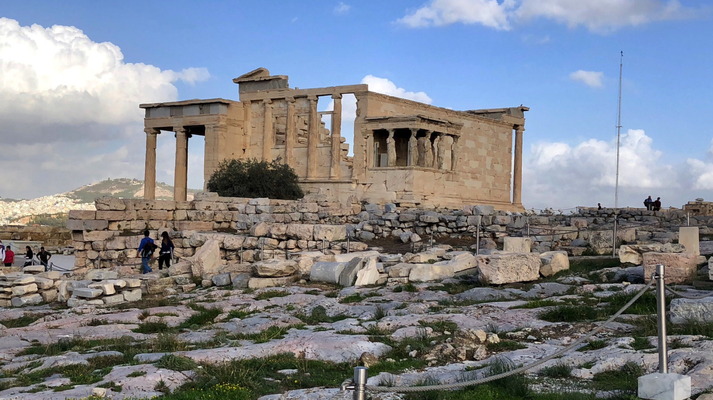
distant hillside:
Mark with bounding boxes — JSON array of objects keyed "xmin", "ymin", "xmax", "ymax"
[{"xmin": 65, "ymin": 178, "xmax": 198, "ymax": 203}]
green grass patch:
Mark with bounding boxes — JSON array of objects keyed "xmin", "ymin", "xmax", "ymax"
[
  {"xmin": 229, "ymin": 325, "xmax": 304, "ymax": 344},
  {"xmin": 155, "ymin": 354, "xmax": 198, "ymax": 371},
  {"xmin": 178, "ymin": 304, "xmax": 222, "ymax": 329},
  {"xmin": 0, "ymin": 314, "xmax": 42, "ymax": 328},
  {"xmin": 513, "ymin": 300, "xmax": 561, "ymax": 309},
  {"xmin": 591, "ymin": 361, "xmax": 643, "ymax": 394},
  {"xmin": 631, "ymin": 337, "xmax": 654, "ymax": 351},
  {"xmin": 132, "ymin": 321, "xmax": 171, "ymax": 334},
  {"xmin": 226, "ymin": 309, "xmax": 258, "ymax": 320},
  {"xmin": 419, "ymin": 320, "xmax": 458, "ymax": 334},
  {"xmin": 294, "ymin": 305, "xmax": 348, "ymax": 325},
  {"xmin": 539, "ymin": 305, "xmax": 599, "ymax": 323},
  {"xmin": 254, "ymin": 290, "xmax": 290, "ymax": 300},
  {"xmin": 340, "ymin": 293, "xmax": 366, "ymax": 303},
  {"xmin": 426, "ymin": 281, "xmax": 479, "ymax": 295},
  {"xmin": 577, "ymin": 339, "xmax": 607, "ymax": 352},
  {"xmin": 486, "ymin": 340, "xmax": 527, "ymax": 352},
  {"xmin": 127, "ymin": 370, "xmax": 147, "ymax": 377},
  {"xmin": 538, "ymin": 362, "xmax": 573, "ymax": 378},
  {"xmin": 393, "ymin": 283, "xmax": 419, "ymax": 293}
]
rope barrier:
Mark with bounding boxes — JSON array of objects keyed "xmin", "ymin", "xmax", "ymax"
[
  {"xmin": 665, "ymin": 285, "xmax": 713, "ymax": 300},
  {"xmin": 363, "ymin": 277, "xmax": 656, "ymax": 393}
]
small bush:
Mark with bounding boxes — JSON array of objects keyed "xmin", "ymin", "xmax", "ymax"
[
  {"xmin": 0, "ymin": 315, "xmax": 41, "ymax": 328},
  {"xmin": 132, "ymin": 321, "xmax": 171, "ymax": 334},
  {"xmin": 631, "ymin": 337, "xmax": 654, "ymax": 350},
  {"xmin": 156, "ymin": 354, "xmax": 198, "ymax": 371},
  {"xmin": 538, "ymin": 362, "xmax": 573, "ymax": 378},
  {"xmin": 206, "ymin": 158, "xmax": 303, "ymax": 200},
  {"xmin": 577, "ymin": 339, "xmax": 607, "ymax": 352}
]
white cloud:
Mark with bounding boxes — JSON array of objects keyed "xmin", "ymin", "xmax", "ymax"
[
  {"xmin": 334, "ymin": 2, "xmax": 351, "ymax": 15},
  {"xmin": 362, "ymin": 75, "xmax": 433, "ymax": 104},
  {"xmin": 398, "ymin": 0, "xmax": 513, "ymax": 30},
  {"xmin": 0, "ymin": 18, "xmax": 209, "ymax": 198},
  {"xmin": 569, "ymin": 70, "xmax": 604, "ymax": 88},
  {"xmin": 398, "ymin": 0, "xmax": 699, "ymax": 33},
  {"xmin": 523, "ymin": 129, "xmax": 713, "ymax": 209}
]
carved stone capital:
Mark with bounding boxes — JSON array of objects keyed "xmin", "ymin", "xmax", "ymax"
[
  {"xmin": 515, "ymin": 125, "xmax": 525, "ymax": 134},
  {"xmin": 307, "ymin": 94, "xmax": 318, "ymax": 102},
  {"xmin": 286, "ymin": 96, "xmax": 296, "ymax": 103},
  {"xmin": 144, "ymin": 127, "xmax": 159, "ymax": 136},
  {"xmin": 263, "ymin": 98, "xmax": 273, "ymax": 105},
  {"xmin": 332, "ymin": 93, "xmax": 342, "ymax": 100}
]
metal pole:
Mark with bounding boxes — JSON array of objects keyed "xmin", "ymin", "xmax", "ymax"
[
  {"xmin": 656, "ymin": 264, "xmax": 668, "ymax": 374},
  {"xmin": 353, "ymin": 366, "xmax": 367, "ymax": 400},
  {"xmin": 612, "ymin": 215, "xmax": 618, "ymax": 258},
  {"xmin": 475, "ymin": 216, "xmax": 481, "ymax": 255}
]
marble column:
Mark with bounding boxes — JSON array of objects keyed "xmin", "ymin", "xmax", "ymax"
[
  {"xmin": 143, "ymin": 128, "xmax": 158, "ymax": 200},
  {"xmin": 450, "ymin": 135, "xmax": 459, "ymax": 171},
  {"xmin": 513, "ymin": 126, "xmax": 524, "ymax": 207},
  {"xmin": 174, "ymin": 127, "xmax": 188, "ymax": 202},
  {"xmin": 262, "ymin": 99, "xmax": 273, "ymax": 162},
  {"xmin": 243, "ymin": 101, "xmax": 252, "ymax": 155},
  {"xmin": 408, "ymin": 128, "xmax": 418, "ymax": 166},
  {"xmin": 307, "ymin": 95, "xmax": 319, "ymax": 178},
  {"xmin": 204, "ymin": 124, "xmax": 226, "ymax": 190},
  {"xmin": 330, "ymin": 94, "xmax": 342, "ymax": 179},
  {"xmin": 386, "ymin": 129, "xmax": 396, "ymax": 167},
  {"xmin": 285, "ymin": 97, "xmax": 296, "ymax": 167},
  {"xmin": 432, "ymin": 133, "xmax": 441, "ymax": 168}
]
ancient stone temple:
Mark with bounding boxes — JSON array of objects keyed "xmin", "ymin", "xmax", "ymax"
[{"xmin": 140, "ymin": 68, "xmax": 528, "ymax": 210}]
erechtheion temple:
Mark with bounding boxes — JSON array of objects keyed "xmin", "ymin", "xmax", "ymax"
[{"xmin": 140, "ymin": 68, "xmax": 528, "ymax": 210}]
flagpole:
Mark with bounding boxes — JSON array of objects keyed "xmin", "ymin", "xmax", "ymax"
[{"xmin": 613, "ymin": 51, "xmax": 623, "ymax": 258}]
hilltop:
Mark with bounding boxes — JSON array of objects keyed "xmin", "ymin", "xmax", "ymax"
[{"xmin": 64, "ymin": 178, "xmax": 196, "ymax": 203}]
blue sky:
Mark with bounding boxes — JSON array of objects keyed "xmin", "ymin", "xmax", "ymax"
[{"xmin": 1, "ymin": 0, "xmax": 712, "ymax": 209}]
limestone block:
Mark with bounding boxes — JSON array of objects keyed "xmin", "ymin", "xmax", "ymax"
[
  {"xmin": 145, "ymin": 277, "xmax": 175, "ymax": 295},
  {"xmin": 477, "ymin": 253, "xmax": 541, "ymax": 285},
  {"xmin": 108, "ymin": 279, "xmax": 127, "ymax": 289},
  {"xmin": 103, "ymin": 294, "xmax": 125, "ymax": 305},
  {"xmin": 310, "ymin": 261, "xmax": 347, "ymax": 284},
  {"xmin": 403, "ymin": 251, "xmax": 440, "ymax": 263},
  {"xmin": 40, "ymin": 289, "xmax": 58, "ymax": 303},
  {"xmin": 339, "ymin": 257, "xmax": 365, "ymax": 286},
  {"xmin": 248, "ymin": 275, "xmax": 298, "ymax": 289},
  {"xmin": 619, "ymin": 245, "xmax": 643, "ymax": 265},
  {"xmin": 253, "ymin": 259, "xmax": 298, "ymax": 277},
  {"xmin": 67, "ymin": 296, "xmax": 87, "ymax": 308},
  {"xmin": 37, "ymin": 271, "xmax": 61, "ymax": 280},
  {"xmin": 85, "ymin": 269, "xmax": 118, "ymax": 281},
  {"xmin": 223, "ymin": 235, "xmax": 246, "ymax": 250},
  {"xmin": 212, "ymin": 273, "xmax": 232, "ymax": 287},
  {"xmin": 74, "ymin": 288, "xmax": 104, "ymax": 299},
  {"xmin": 359, "ymin": 231, "xmax": 376, "ymax": 241},
  {"xmin": 191, "ymin": 239, "xmax": 221, "ymax": 276},
  {"xmin": 539, "ymin": 251, "xmax": 570, "ymax": 277},
  {"xmin": 588, "ymin": 231, "xmax": 614, "ymax": 255},
  {"xmin": 473, "ymin": 205, "xmax": 495, "ymax": 216},
  {"xmin": 68, "ymin": 210, "xmax": 96, "ymax": 219},
  {"xmin": 83, "ymin": 220, "xmax": 110, "ymax": 231},
  {"xmin": 232, "ymin": 273, "xmax": 251, "ymax": 288},
  {"xmin": 248, "ymin": 198, "xmax": 270, "ymax": 206},
  {"xmin": 409, "ymin": 264, "xmax": 456, "ymax": 282},
  {"xmin": 419, "ymin": 212, "xmax": 440, "ymax": 223},
  {"xmin": 436, "ymin": 252, "xmax": 477, "ymax": 272},
  {"xmin": 169, "ymin": 261, "xmax": 192, "ymax": 276},
  {"xmin": 105, "ymin": 236, "xmax": 126, "ymax": 250},
  {"xmin": 287, "ymin": 224, "xmax": 314, "ymax": 241},
  {"xmin": 33, "ymin": 277, "xmax": 54, "ymax": 290},
  {"xmin": 95, "ymin": 196, "xmax": 126, "ymax": 211},
  {"xmin": 22, "ymin": 265, "xmax": 45, "ymax": 274},
  {"xmin": 95, "ymin": 211, "xmax": 126, "ymax": 221},
  {"xmin": 503, "ymin": 237, "xmax": 531, "ymax": 253},
  {"xmin": 570, "ymin": 218, "xmax": 588, "ymax": 228},
  {"xmin": 0, "ymin": 299, "xmax": 10, "ymax": 307},
  {"xmin": 642, "ymin": 253, "xmax": 698, "ymax": 284},
  {"xmin": 669, "ymin": 297, "xmax": 713, "ymax": 324},
  {"xmin": 637, "ymin": 373, "xmax": 690, "ymax": 400},
  {"xmin": 88, "ymin": 282, "xmax": 116, "ymax": 296},
  {"xmin": 399, "ymin": 232, "xmax": 412, "ymax": 243},
  {"xmin": 355, "ymin": 258, "xmax": 380, "ymax": 286},
  {"xmin": 14, "ymin": 275, "xmax": 36, "ymax": 285},
  {"xmin": 250, "ymin": 222, "xmax": 270, "ymax": 237},
  {"xmin": 124, "ymin": 278, "xmax": 141, "ymax": 288},
  {"xmin": 679, "ymin": 227, "xmax": 699, "ymax": 255},
  {"xmin": 57, "ymin": 281, "xmax": 70, "ymax": 302},
  {"xmin": 11, "ymin": 293, "xmax": 43, "ymax": 307},
  {"xmin": 388, "ymin": 263, "xmax": 416, "ymax": 278},
  {"xmin": 314, "ymin": 225, "xmax": 347, "ymax": 242},
  {"xmin": 12, "ymin": 284, "xmax": 38, "ymax": 296},
  {"xmin": 123, "ymin": 288, "xmax": 142, "ymax": 302}
]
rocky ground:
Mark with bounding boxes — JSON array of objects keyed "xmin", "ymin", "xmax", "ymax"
[{"xmin": 1, "ymin": 257, "xmax": 713, "ymax": 400}]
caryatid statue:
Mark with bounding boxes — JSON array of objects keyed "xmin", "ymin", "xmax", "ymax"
[{"xmin": 387, "ymin": 129, "xmax": 397, "ymax": 167}]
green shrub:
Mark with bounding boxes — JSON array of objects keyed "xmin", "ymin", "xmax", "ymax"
[
  {"xmin": 538, "ymin": 362, "xmax": 573, "ymax": 378},
  {"xmin": 155, "ymin": 354, "xmax": 198, "ymax": 371},
  {"xmin": 206, "ymin": 158, "xmax": 303, "ymax": 200}
]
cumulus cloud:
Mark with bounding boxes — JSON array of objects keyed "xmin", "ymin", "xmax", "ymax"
[
  {"xmin": 523, "ymin": 129, "xmax": 713, "ymax": 209},
  {"xmin": 569, "ymin": 70, "xmax": 604, "ymax": 88},
  {"xmin": 0, "ymin": 17, "xmax": 209, "ymax": 198},
  {"xmin": 362, "ymin": 75, "xmax": 433, "ymax": 104},
  {"xmin": 398, "ymin": 0, "xmax": 699, "ymax": 33},
  {"xmin": 334, "ymin": 2, "xmax": 351, "ymax": 15}
]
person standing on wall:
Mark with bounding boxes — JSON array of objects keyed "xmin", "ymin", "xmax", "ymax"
[
  {"xmin": 4, "ymin": 245, "xmax": 14, "ymax": 267},
  {"xmin": 137, "ymin": 230, "xmax": 155, "ymax": 274},
  {"xmin": 158, "ymin": 231, "xmax": 174, "ymax": 270},
  {"xmin": 37, "ymin": 247, "xmax": 52, "ymax": 272}
]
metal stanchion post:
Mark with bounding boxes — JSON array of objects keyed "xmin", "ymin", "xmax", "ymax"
[
  {"xmin": 656, "ymin": 264, "xmax": 668, "ymax": 374},
  {"xmin": 475, "ymin": 216, "xmax": 481, "ymax": 255},
  {"xmin": 353, "ymin": 366, "xmax": 367, "ymax": 400},
  {"xmin": 347, "ymin": 233, "xmax": 351, "ymax": 254},
  {"xmin": 612, "ymin": 215, "xmax": 618, "ymax": 258}
]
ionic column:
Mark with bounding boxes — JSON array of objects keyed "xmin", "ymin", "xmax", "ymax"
[
  {"xmin": 285, "ymin": 97, "xmax": 296, "ymax": 167},
  {"xmin": 513, "ymin": 126, "xmax": 524, "ymax": 207},
  {"xmin": 262, "ymin": 99, "xmax": 273, "ymax": 162},
  {"xmin": 143, "ymin": 128, "xmax": 158, "ymax": 200},
  {"xmin": 408, "ymin": 128, "xmax": 418, "ymax": 166},
  {"xmin": 451, "ymin": 135, "xmax": 459, "ymax": 171},
  {"xmin": 387, "ymin": 129, "xmax": 396, "ymax": 167},
  {"xmin": 330, "ymin": 94, "xmax": 342, "ymax": 179},
  {"xmin": 307, "ymin": 95, "xmax": 319, "ymax": 178},
  {"xmin": 174, "ymin": 127, "xmax": 188, "ymax": 202}
]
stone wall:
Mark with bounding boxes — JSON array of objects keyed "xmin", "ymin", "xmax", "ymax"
[
  {"xmin": 0, "ymin": 225, "xmax": 72, "ymax": 249},
  {"xmin": 67, "ymin": 193, "xmax": 713, "ymax": 273}
]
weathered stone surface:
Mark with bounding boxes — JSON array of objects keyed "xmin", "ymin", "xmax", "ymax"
[
  {"xmin": 679, "ymin": 227, "xmax": 700, "ymax": 255},
  {"xmin": 123, "ymin": 288, "xmax": 142, "ymax": 302},
  {"xmin": 310, "ymin": 262, "xmax": 347, "ymax": 284},
  {"xmin": 12, "ymin": 284, "xmax": 38, "ymax": 296},
  {"xmin": 88, "ymin": 282, "xmax": 116, "ymax": 295},
  {"xmin": 73, "ymin": 288, "xmax": 104, "ymax": 299},
  {"xmin": 588, "ymin": 231, "xmax": 614, "ymax": 255},
  {"xmin": 642, "ymin": 252, "xmax": 698, "ymax": 284},
  {"xmin": 22, "ymin": 265, "xmax": 44, "ymax": 274},
  {"xmin": 125, "ymin": 278, "xmax": 141, "ymax": 288},
  {"xmin": 85, "ymin": 269, "xmax": 118, "ymax": 281},
  {"xmin": 503, "ymin": 237, "xmax": 531, "ymax": 253},
  {"xmin": 191, "ymin": 239, "xmax": 221, "ymax": 276},
  {"xmin": 232, "ymin": 273, "xmax": 251, "ymax": 288},
  {"xmin": 338, "ymin": 257, "xmax": 365, "ymax": 286},
  {"xmin": 168, "ymin": 261, "xmax": 192, "ymax": 276},
  {"xmin": 253, "ymin": 259, "xmax": 298, "ymax": 277},
  {"xmin": 539, "ymin": 251, "xmax": 569, "ymax": 277},
  {"xmin": 355, "ymin": 258, "xmax": 380, "ymax": 286},
  {"xmin": 250, "ymin": 222, "xmax": 270, "ymax": 237},
  {"xmin": 248, "ymin": 276, "xmax": 298, "ymax": 289},
  {"xmin": 212, "ymin": 273, "xmax": 232, "ymax": 287},
  {"xmin": 388, "ymin": 263, "xmax": 416, "ymax": 278},
  {"xmin": 669, "ymin": 297, "xmax": 713, "ymax": 324},
  {"xmin": 477, "ymin": 253, "xmax": 541, "ymax": 285},
  {"xmin": 619, "ymin": 245, "xmax": 643, "ymax": 265},
  {"xmin": 33, "ymin": 277, "xmax": 54, "ymax": 290},
  {"xmin": 314, "ymin": 225, "xmax": 347, "ymax": 242},
  {"xmin": 474, "ymin": 205, "xmax": 495, "ymax": 216},
  {"xmin": 637, "ymin": 373, "xmax": 690, "ymax": 400},
  {"xmin": 409, "ymin": 264, "xmax": 456, "ymax": 282},
  {"xmin": 103, "ymin": 293, "xmax": 125, "ymax": 305},
  {"xmin": 40, "ymin": 289, "xmax": 58, "ymax": 303},
  {"xmin": 11, "ymin": 293, "xmax": 43, "ymax": 307},
  {"xmin": 287, "ymin": 224, "xmax": 314, "ymax": 241}
]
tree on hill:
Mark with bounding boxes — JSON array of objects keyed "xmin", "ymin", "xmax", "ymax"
[{"xmin": 206, "ymin": 158, "xmax": 304, "ymax": 200}]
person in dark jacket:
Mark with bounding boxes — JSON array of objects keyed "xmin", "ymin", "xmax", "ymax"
[
  {"xmin": 37, "ymin": 247, "xmax": 51, "ymax": 272},
  {"xmin": 653, "ymin": 197, "xmax": 662, "ymax": 211},
  {"xmin": 158, "ymin": 231, "xmax": 174, "ymax": 270},
  {"xmin": 137, "ymin": 230, "xmax": 155, "ymax": 274},
  {"xmin": 24, "ymin": 246, "xmax": 33, "ymax": 267}
]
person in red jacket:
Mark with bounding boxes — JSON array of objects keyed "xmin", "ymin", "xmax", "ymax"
[{"xmin": 4, "ymin": 245, "xmax": 14, "ymax": 267}]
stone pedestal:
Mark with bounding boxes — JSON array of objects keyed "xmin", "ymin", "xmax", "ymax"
[
  {"xmin": 638, "ymin": 373, "xmax": 690, "ymax": 400},
  {"xmin": 642, "ymin": 252, "xmax": 698, "ymax": 284},
  {"xmin": 678, "ymin": 227, "xmax": 699, "ymax": 255},
  {"xmin": 503, "ymin": 237, "xmax": 531, "ymax": 253}
]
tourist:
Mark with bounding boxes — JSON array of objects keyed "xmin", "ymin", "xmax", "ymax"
[
  {"xmin": 644, "ymin": 196, "xmax": 653, "ymax": 210},
  {"xmin": 654, "ymin": 197, "xmax": 662, "ymax": 211},
  {"xmin": 137, "ymin": 230, "xmax": 155, "ymax": 274},
  {"xmin": 597, "ymin": 203, "xmax": 602, "ymax": 210},
  {"xmin": 4, "ymin": 245, "xmax": 13, "ymax": 267},
  {"xmin": 24, "ymin": 246, "xmax": 34, "ymax": 267},
  {"xmin": 37, "ymin": 247, "xmax": 52, "ymax": 272},
  {"xmin": 158, "ymin": 231, "xmax": 174, "ymax": 270},
  {"xmin": 0, "ymin": 240, "xmax": 4, "ymax": 265}
]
